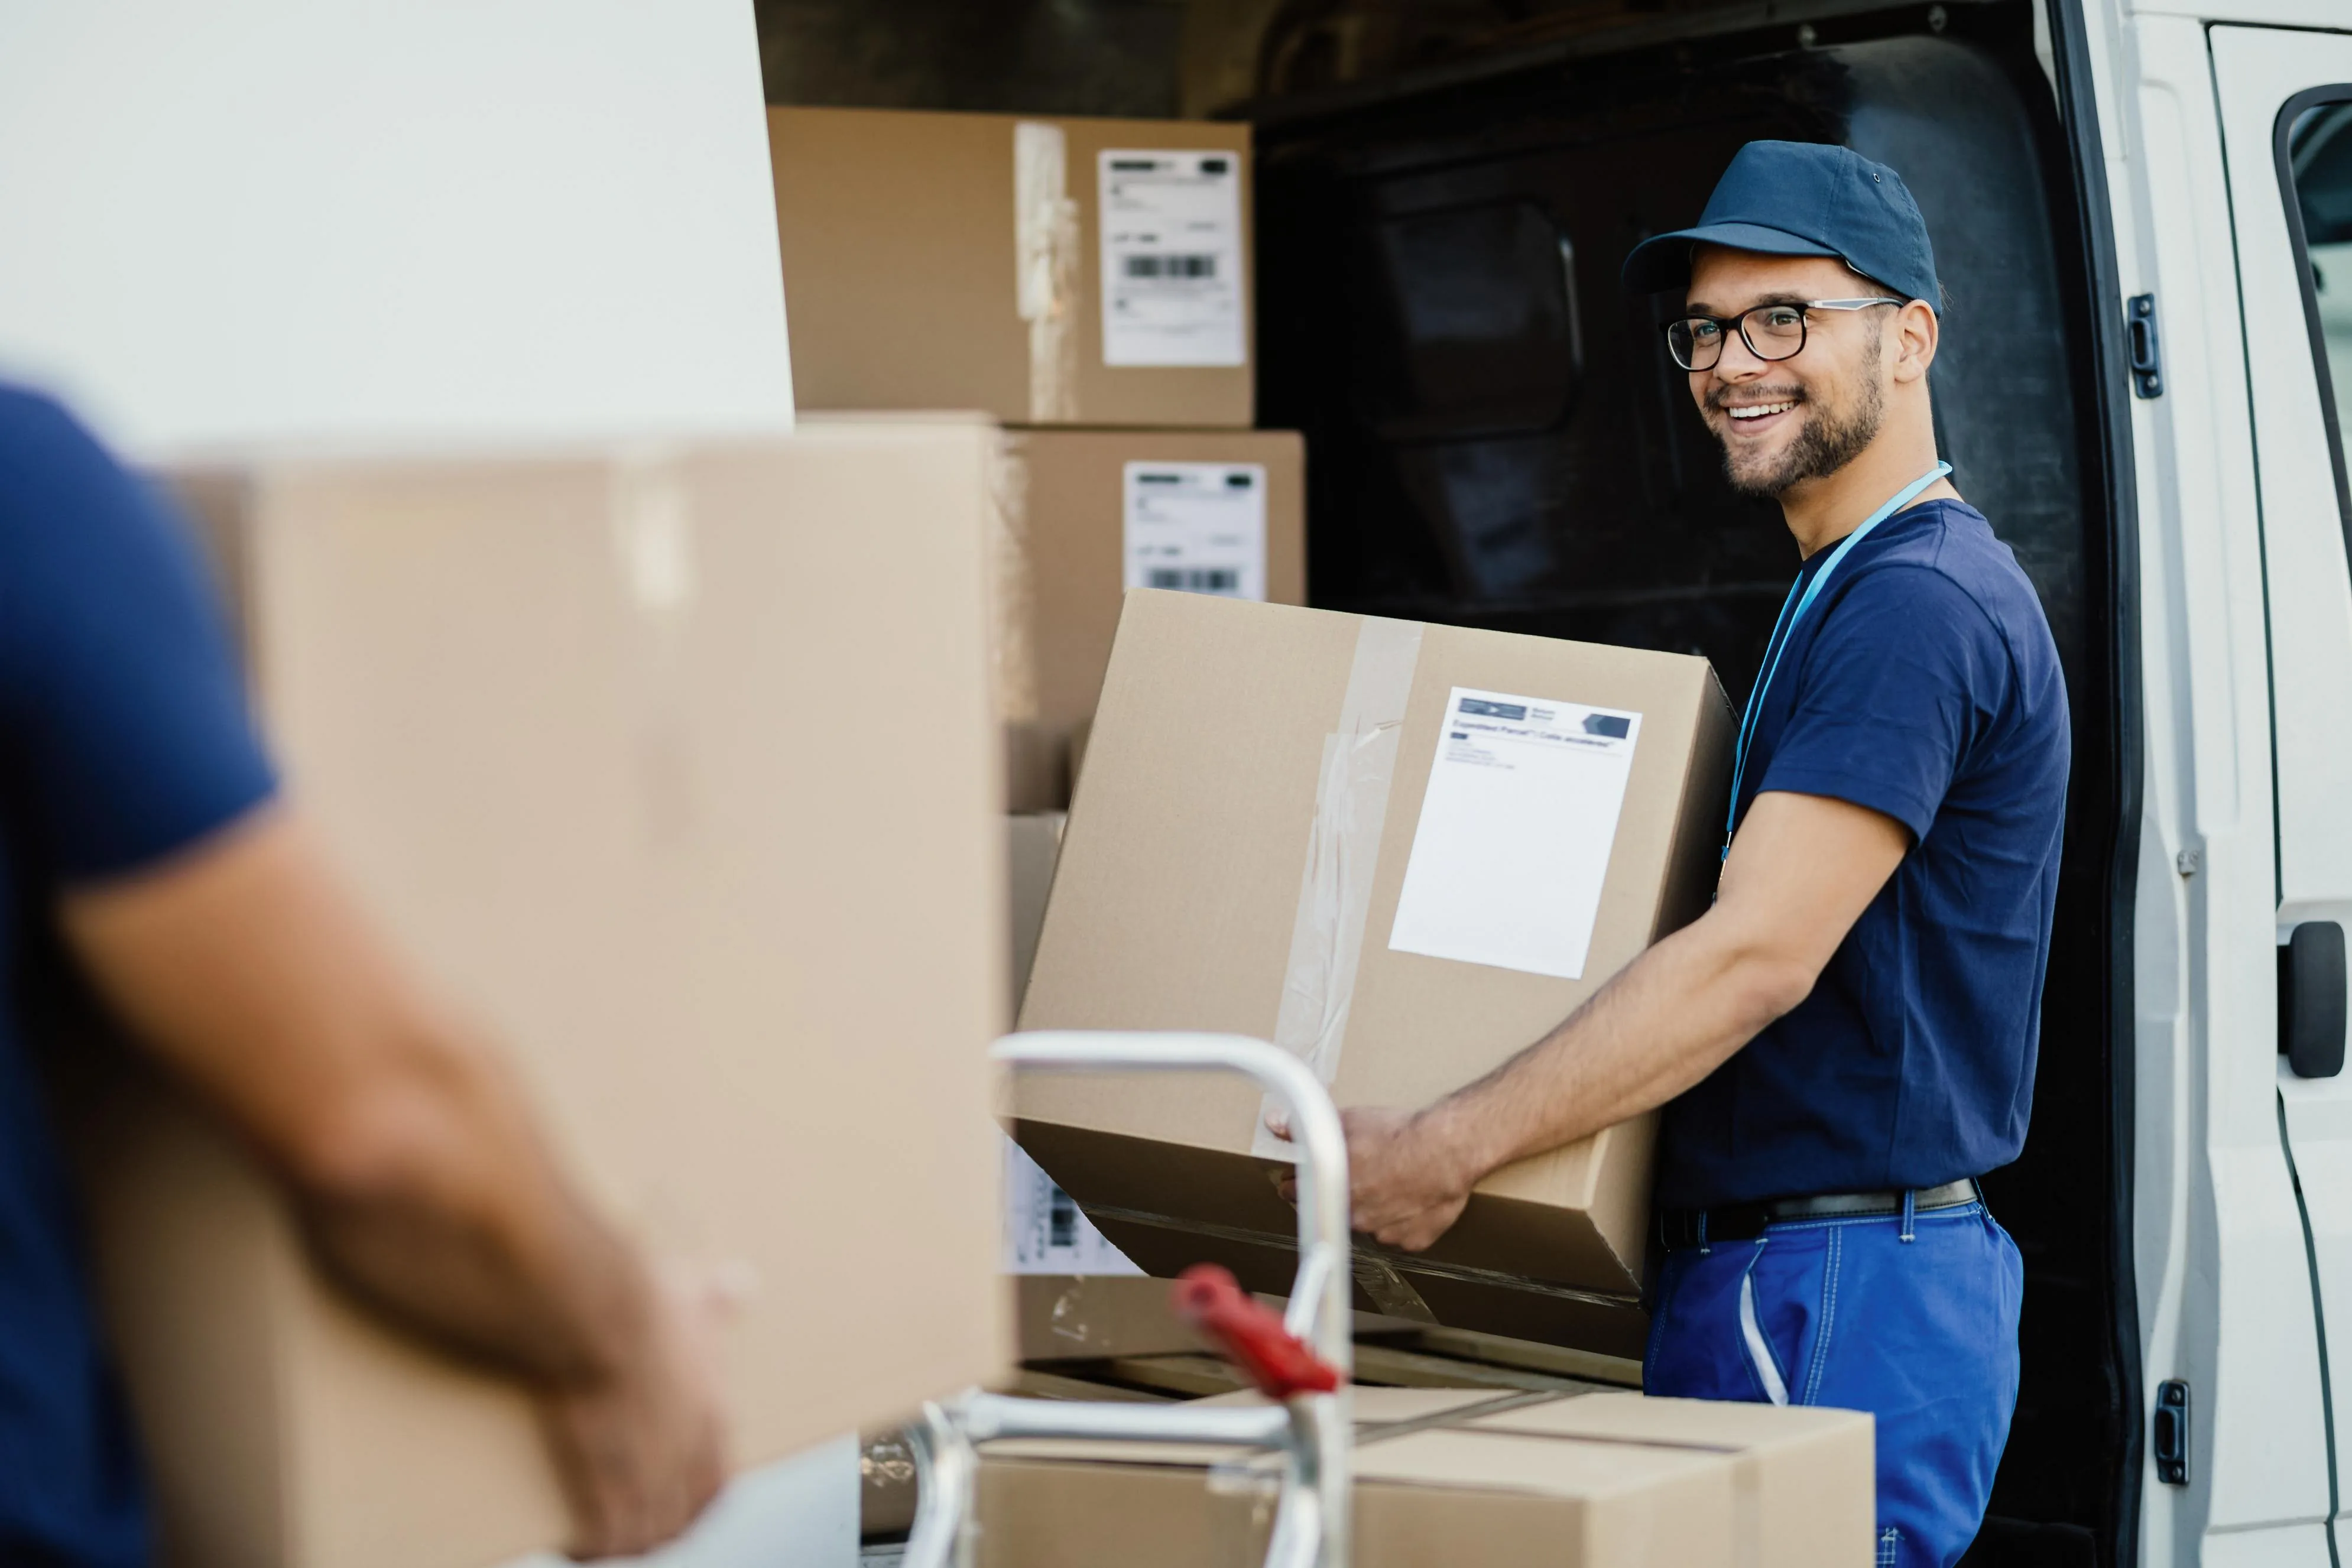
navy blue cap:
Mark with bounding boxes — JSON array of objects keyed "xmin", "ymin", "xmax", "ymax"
[{"xmin": 1621, "ymin": 141, "xmax": 1941, "ymax": 310}]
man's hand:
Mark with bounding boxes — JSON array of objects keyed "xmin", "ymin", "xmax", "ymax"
[
  {"xmin": 542, "ymin": 1264, "xmax": 732, "ymax": 1561},
  {"xmin": 1270, "ymin": 1106, "xmax": 1479, "ymax": 1253}
]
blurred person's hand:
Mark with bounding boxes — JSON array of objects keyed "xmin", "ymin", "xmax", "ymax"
[{"xmin": 544, "ymin": 1262, "xmax": 735, "ymax": 1560}]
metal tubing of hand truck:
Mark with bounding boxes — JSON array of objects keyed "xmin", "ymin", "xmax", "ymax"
[
  {"xmin": 992, "ymin": 1032, "xmax": 1353, "ymax": 1378},
  {"xmin": 992, "ymin": 1031, "xmax": 1352, "ymax": 1568},
  {"xmin": 958, "ymin": 1391, "xmax": 1294, "ymax": 1447},
  {"xmin": 905, "ymin": 1401, "xmax": 977, "ymax": 1568}
]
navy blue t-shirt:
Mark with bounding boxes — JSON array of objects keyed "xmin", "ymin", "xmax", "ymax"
[
  {"xmin": 0, "ymin": 387, "xmax": 278, "ymax": 1566},
  {"xmin": 1659, "ymin": 498, "xmax": 2069, "ymax": 1208}
]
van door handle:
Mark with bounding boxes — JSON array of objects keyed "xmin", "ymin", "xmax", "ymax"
[{"xmin": 2280, "ymin": 921, "xmax": 2348, "ymax": 1078}]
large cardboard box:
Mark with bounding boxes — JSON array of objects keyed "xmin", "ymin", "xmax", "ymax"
[
  {"xmin": 769, "ymin": 106, "xmax": 1253, "ymax": 427},
  {"xmin": 975, "ymin": 1387, "xmax": 1874, "ymax": 1567},
  {"xmin": 67, "ymin": 424, "xmax": 1010, "ymax": 1568},
  {"xmin": 995, "ymin": 428, "xmax": 1304, "ymax": 810},
  {"xmin": 1014, "ymin": 592, "xmax": 1733, "ymax": 1355}
]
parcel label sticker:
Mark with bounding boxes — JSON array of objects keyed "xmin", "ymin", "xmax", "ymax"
[
  {"xmin": 1098, "ymin": 149, "xmax": 1247, "ymax": 368},
  {"xmin": 1122, "ymin": 460, "xmax": 1268, "ymax": 599},
  {"xmin": 1387, "ymin": 687, "xmax": 1641, "ymax": 981}
]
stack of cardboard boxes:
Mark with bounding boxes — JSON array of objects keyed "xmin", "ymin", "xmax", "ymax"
[
  {"xmin": 766, "ymin": 104, "xmax": 1310, "ymax": 1312},
  {"xmin": 765, "ymin": 104, "xmax": 1308, "ymax": 846}
]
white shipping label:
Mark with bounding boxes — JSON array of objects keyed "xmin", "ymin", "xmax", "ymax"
[
  {"xmin": 1387, "ymin": 687, "xmax": 1643, "ymax": 980},
  {"xmin": 1001, "ymin": 1136, "xmax": 1143, "ymax": 1277},
  {"xmin": 1098, "ymin": 149, "xmax": 1247, "ymax": 367},
  {"xmin": 1123, "ymin": 460, "xmax": 1268, "ymax": 599}
]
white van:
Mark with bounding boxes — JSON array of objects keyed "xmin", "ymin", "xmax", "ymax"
[{"xmin": 1231, "ymin": 0, "xmax": 2352, "ymax": 1560}]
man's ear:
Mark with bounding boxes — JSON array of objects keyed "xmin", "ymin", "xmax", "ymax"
[{"xmin": 1891, "ymin": 300, "xmax": 1939, "ymax": 385}]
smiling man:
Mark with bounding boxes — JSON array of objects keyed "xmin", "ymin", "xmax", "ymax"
[{"xmin": 1313, "ymin": 142, "xmax": 2070, "ymax": 1566}]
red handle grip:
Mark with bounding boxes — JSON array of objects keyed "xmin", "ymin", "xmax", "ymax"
[{"xmin": 1172, "ymin": 1264, "xmax": 1344, "ymax": 1398}]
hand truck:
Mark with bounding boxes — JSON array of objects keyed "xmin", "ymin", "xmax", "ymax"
[{"xmin": 900, "ymin": 1031, "xmax": 1355, "ymax": 1568}]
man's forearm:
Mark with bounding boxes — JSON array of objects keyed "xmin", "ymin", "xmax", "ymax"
[
  {"xmin": 61, "ymin": 812, "xmax": 653, "ymax": 1394},
  {"xmin": 1418, "ymin": 909, "xmax": 1807, "ymax": 1188},
  {"xmin": 285, "ymin": 1027, "xmax": 654, "ymax": 1391}
]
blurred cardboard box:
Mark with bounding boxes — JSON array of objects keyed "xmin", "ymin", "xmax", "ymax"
[
  {"xmin": 769, "ymin": 106, "xmax": 1253, "ymax": 427},
  {"xmin": 975, "ymin": 1387, "xmax": 1874, "ymax": 1567},
  {"xmin": 1014, "ymin": 592, "xmax": 1731, "ymax": 1355},
  {"xmin": 996, "ymin": 429, "xmax": 1303, "ymax": 810},
  {"xmin": 66, "ymin": 424, "xmax": 1010, "ymax": 1568},
  {"xmin": 1007, "ymin": 811, "xmax": 1067, "ymax": 1012},
  {"xmin": 1014, "ymin": 1274, "xmax": 1202, "ymax": 1364}
]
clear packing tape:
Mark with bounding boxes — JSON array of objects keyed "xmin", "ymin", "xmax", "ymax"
[
  {"xmin": 1013, "ymin": 121, "xmax": 1079, "ymax": 423},
  {"xmin": 1246, "ymin": 616, "xmax": 1436, "ymax": 1316}
]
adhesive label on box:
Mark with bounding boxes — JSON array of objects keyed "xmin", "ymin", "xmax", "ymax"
[
  {"xmin": 1098, "ymin": 150, "xmax": 1246, "ymax": 367},
  {"xmin": 1002, "ymin": 1136, "xmax": 1141, "ymax": 1276},
  {"xmin": 1387, "ymin": 687, "xmax": 1642, "ymax": 981},
  {"xmin": 1123, "ymin": 461, "xmax": 1267, "ymax": 599}
]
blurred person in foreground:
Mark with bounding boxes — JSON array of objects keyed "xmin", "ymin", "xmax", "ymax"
[{"xmin": 0, "ymin": 384, "xmax": 725, "ymax": 1566}]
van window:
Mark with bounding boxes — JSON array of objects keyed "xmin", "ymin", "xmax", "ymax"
[{"xmin": 2284, "ymin": 96, "xmax": 2352, "ymax": 538}]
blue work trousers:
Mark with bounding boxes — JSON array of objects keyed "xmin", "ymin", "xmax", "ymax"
[{"xmin": 1644, "ymin": 1199, "xmax": 2023, "ymax": 1568}]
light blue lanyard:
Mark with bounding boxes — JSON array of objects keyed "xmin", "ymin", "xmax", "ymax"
[{"xmin": 1722, "ymin": 460, "xmax": 1952, "ymax": 856}]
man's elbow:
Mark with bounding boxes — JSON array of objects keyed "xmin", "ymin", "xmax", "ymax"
[
  {"xmin": 1729, "ymin": 948, "xmax": 1821, "ymax": 1030},
  {"xmin": 270, "ymin": 1041, "xmax": 496, "ymax": 1214}
]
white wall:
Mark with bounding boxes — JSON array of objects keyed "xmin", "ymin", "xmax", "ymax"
[{"xmin": 0, "ymin": 1, "xmax": 793, "ymax": 459}]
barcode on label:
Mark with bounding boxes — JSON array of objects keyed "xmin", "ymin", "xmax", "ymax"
[
  {"xmin": 1124, "ymin": 254, "xmax": 1216, "ymax": 279},
  {"xmin": 1147, "ymin": 567, "xmax": 1242, "ymax": 594}
]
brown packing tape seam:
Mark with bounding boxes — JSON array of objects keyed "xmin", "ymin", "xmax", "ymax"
[{"xmin": 1082, "ymin": 1204, "xmax": 1642, "ymax": 1311}]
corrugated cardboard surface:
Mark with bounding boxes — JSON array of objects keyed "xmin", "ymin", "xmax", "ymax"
[
  {"xmin": 1014, "ymin": 1273, "xmax": 1203, "ymax": 1362},
  {"xmin": 74, "ymin": 426, "xmax": 1009, "ymax": 1568},
  {"xmin": 998, "ymin": 428, "xmax": 1304, "ymax": 809},
  {"xmin": 1006, "ymin": 812, "xmax": 1068, "ymax": 1019},
  {"xmin": 768, "ymin": 106, "xmax": 1252, "ymax": 427},
  {"xmin": 975, "ymin": 1387, "xmax": 1873, "ymax": 1567},
  {"xmin": 1015, "ymin": 592, "xmax": 1731, "ymax": 1351}
]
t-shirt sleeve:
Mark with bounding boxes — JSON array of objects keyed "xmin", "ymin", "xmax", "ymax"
[
  {"xmin": 1756, "ymin": 564, "xmax": 2007, "ymax": 842},
  {"xmin": 0, "ymin": 392, "xmax": 278, "ymax": 883}
]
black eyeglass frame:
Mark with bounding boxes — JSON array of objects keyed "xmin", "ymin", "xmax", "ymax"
[{"xmin": 1663, "ymin": 297, "xmax": 1907, "ymax": 371}]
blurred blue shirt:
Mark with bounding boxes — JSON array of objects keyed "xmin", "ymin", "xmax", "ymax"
[{"xmin": 0, "ymin": 385, "xmax": 278, "ymax": 1566}]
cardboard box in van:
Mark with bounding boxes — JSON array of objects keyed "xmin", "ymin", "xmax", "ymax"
[
  {"xmin": 974, "ymin": 1387, "xmax": 1874, "ymax": 1567},
  {"xmin": 66, "ymin": 423, "xmax": 1010, "ymax": 1568},
  {"xmin": 1014, "ymin": 592, "xmax": 1731, "ymax": 1355},
  {"xmin": 768, "ymin": 106, "xmax": 1253, "ymax": 427},
  {"xmin": 995, "ymin": 428, "xmax": 1305, "ymax": 809}
]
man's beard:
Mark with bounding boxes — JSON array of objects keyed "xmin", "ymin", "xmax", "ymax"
[{"xmin": 1713, "ymin": 345, "xmax": 1886, "ymax": 498}]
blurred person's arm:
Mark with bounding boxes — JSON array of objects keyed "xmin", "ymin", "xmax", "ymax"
[{"xmin": 62, "ymin": 808, "xmax": 725, "ymax": 1559}]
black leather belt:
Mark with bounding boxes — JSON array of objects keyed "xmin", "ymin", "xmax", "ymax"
[{"xmin": 1655, "ymin": 1177, "xmax": 1981, "ymax": 1251}]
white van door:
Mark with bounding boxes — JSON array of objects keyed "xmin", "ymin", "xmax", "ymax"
[{"xmin": 2212, "ymin": 21, "xmax": 2352, "ymax": 1557}]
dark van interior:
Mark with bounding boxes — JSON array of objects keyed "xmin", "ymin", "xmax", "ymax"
[{"xmin": 764, "ymin": 3, "xmax": 2142, "ymax": 1561}]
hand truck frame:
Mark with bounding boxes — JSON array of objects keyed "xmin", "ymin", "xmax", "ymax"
[{"xmin": 899, "ymin": 1030, "xmax": 1354, "ymax": 1568}]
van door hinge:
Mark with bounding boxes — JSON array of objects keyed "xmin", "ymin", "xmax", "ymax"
[
  {"xmin": 2154, "ymin": 1379, "xmax": 2191, "ymax": 1485},
  {"xmin": 2128, "ymin": 294, "xmax": 2163, "ymax": 398}
]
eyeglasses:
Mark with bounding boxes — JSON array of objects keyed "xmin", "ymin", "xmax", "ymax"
[{"xmin": 1664, "ymin": 298, "xmax": 1905, "ymax": 371}]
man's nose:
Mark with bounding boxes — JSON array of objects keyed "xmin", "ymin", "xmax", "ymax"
[{"xmin": 1711, "ymin": 327, "xmax": 1773, "ymax": 379}]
